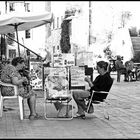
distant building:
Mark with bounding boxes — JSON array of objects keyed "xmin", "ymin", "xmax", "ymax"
[
  {"xmin": 50, "ymin": 2, "xmax": 89, "ymax": 53},
  {"xmin": 0, "ymin": 1, "xmax": 50, "ymax": 59}
]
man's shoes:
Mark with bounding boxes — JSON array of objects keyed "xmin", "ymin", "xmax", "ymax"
[
  {"xmin": 130, "ymin": 79, "xmax": 136, "ymax": 82},
  {"xmin": 74, "ymin": 113, "xmax": 86, "ymax": 119},
  {"xmin": 124, "ymin": 79, "xmax": 129, "ymax": 82},
  {"xmin": 3, "ymin": 106, "xmax": 14, "ymax": 112}
]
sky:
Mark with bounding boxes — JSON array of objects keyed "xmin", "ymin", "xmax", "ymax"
[{"xmin": 1, "ymin": 1, "xmax": 140, "ymax": 57}]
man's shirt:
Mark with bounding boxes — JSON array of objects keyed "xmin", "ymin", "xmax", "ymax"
[{"xmin": 90, "ymin": 72, "xmax": 113, "ymax": 92}]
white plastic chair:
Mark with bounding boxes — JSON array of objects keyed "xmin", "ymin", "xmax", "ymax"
[{"xmin": 0, "ymin": 80, "xmax": 24, "ymax": 120}]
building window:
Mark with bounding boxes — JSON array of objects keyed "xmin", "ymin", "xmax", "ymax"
[
  {"xmin": 7, "ymin": 33, "xmax": 15, "ymax": 45},
  {"xmin": 9, "ymin": 3, "xmax": 15, "ymax": 11},
  {"xmin": 57, "ymin": 17, "xmax": 59, "ymax": 29},
  {"xmin": 25, "ymin": 30, "xmax": 31, "ymax": 38},
  {"xmin": 24, "ymin": 3, "xmax": 30, "ymax": 12},
  {"xmin": 9, "ymin": 49, "xmax": 16, "ymax": 59},
  {"xmin": 53, "ymin": 16, "xmax": 55, "ymax": 29}
]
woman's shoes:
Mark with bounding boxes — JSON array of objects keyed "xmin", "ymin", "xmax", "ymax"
[
  {"xmin": 3, "ymin": 106, "xmax": 14, "ymax": 112},
  {"xmin": 29, "ymin": 113, "xmax": 42, "ymax": 120}
]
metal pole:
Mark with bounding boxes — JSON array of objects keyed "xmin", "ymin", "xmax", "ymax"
[
  {"xmin": 5, "ymin": 1, "xmax": 7, "ymax": 13},
  {"xmin": 15, "ymin": 25, "xmax": 20, "ymax": 56},
  {"xmin": 89, "ymin": 1, "xmax": 92, "ymax": 47},
  {"xmin": 45, "ymin": 1, "xmax": 51, "ymax": 49},
  {"xmin": 5, "ymin": 34, "xmax": 42, "ymax": 59}
]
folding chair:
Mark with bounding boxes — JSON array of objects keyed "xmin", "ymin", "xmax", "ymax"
[
  {"xmin": 0, "ymin": 80, "xmax": 24, "ymax": 120},
  {"xmin": 87, "ymin": 78, "xmax": 114, "ymax": 120},
  {"xmin": 44, "ymin": 67, "xmax": 73, "ymax": 120}
]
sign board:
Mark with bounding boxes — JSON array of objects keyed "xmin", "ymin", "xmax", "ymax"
[
  {"xmin": 77, "ymin": 51, "xmax": 93, "ymax": 67},
  {"xmin": 53, "ymin": 53, "xmax": 75, "ymax": 67},
  {"xmin": 53, "ymin": 53, "xmax": 63, "ymax": 67},
  {"xmin": 30, "ymin": 61, "xmax": 43, "ymax": 90},
  {"xmin": 70, "ymin": 66, "xmax": 85, "ymax": 89},
  {"xmin": 44, "ymin": 67, "xmax": 70, "ymax": 98},
  {"xmin": 63, "ymin": 53, "xmax": 75, "ymax": 66}
]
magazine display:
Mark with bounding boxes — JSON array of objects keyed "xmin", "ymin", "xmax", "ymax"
[
  {"xmin": 44, "ymin": 67, "xmax": 70, "ymax": 98},
  {"xmin": 30, "ymin": 61, "xmax": 43, "ymax": 90},
  {"xmin": 70, "ymin": 66, "xmax": 85, "ymax": 88}
]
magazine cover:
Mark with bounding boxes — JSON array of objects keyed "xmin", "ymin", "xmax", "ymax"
[
  {"xmin": 53, "ymin": 53, "xmax": 63, "ymax": 67},
  {"xmin": 70, "ymin": 66, "xmax": 85, "ymax": 89},
  {"xmin": 44, "ymin": 67, "xmax": 70, "ymax": 98},
  {"xmin": 30, "ymin": 61, "xmax": 43, "ymax": 90}
]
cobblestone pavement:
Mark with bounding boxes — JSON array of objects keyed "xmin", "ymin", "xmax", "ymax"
[{"xmin": 1, "ymin": 72, "xmax": 140, "ymax": 138}]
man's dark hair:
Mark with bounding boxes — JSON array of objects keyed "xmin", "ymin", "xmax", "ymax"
[
  {"xmin": 116, "ymin": 55, "xmax": 121, "ymax": 60},
  {"xmin": 97, "ymin": 61, "xmax": 108, "ymax": 71},
  {"xmin": 11, "ymin": 57, "xmax": 25, "ymax": 66}
]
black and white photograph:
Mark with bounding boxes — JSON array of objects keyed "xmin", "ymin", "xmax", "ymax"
[{"xmin": 0, "ymin": 1, "xmax": 140, "ymax": 139}]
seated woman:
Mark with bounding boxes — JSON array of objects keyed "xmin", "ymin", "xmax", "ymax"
[
  {"xmin": 72, "ymin": 61, "xmax": 113, "ymax": 119},
  {"xmin": 1, "ymin": 57, "xmax": 41, "ymax": 120}
]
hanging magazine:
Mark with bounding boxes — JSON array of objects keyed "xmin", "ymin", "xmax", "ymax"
[{"xmin": 30, "ymin": 61, "xmax": 43, "ymax": 90}]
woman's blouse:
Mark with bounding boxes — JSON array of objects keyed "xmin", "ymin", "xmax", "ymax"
[{"xmin": 1, "ymin": 64, "xmax": 35, "ymax": 98}]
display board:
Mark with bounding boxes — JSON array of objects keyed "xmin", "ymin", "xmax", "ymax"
[
  {"xmin": 70, "ymin": 66, "xmax": 85, "ymax": 89},
  {"xmin": 53, "ymin": 53, "xmax": 75, "ymax": 67},
  {"xmin": 53, "ymin": 53, "xmax": 63, "ymax": 67},
  {"xmin": 44, "ymin": 67, "xmax": 70, "ymax": 98},
  {"xmin": 63, "ymin": 53, "xmax": 75, "ymax": 66}
]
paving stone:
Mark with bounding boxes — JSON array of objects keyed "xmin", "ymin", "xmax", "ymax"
[{"xmin": 0, "ymin": 73, "xmax": 140, "ymax": 138}]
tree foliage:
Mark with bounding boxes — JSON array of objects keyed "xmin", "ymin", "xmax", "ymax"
[
  {"xmin": 121, "ymin": 11, "xmax": 132, "ymax": 28},
  {"xmin": 103, "ymin": 46, "xmax": 112, "ymax": 59},
  {"xmin": 60, "ymin": 19, "xmax": 71, "ymax": 53},
  {"xmin": 60, "ymin": 8, "xmax": 78, "ymax": 53},
  {"xmin": 0, "ymin": 36, "xmax": 6, "ymax": 56}
]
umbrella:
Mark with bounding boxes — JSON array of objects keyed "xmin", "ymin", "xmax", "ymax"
[{"xmin": 0, "ymin": 11, "xmax": 52, "ymax": 56}]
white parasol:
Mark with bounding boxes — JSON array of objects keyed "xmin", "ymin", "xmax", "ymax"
[{"xmin": 0, "ymin": 11, "xmax": 52, "ymax": 56}]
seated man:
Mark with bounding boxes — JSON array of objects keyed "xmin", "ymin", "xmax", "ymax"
[
  {"xmin": 115, "ymin": 55, "xmax": 127, "ymax": 82},
  {"xmin": 72, "ymin": 61, "xmax": 113, "ymax": 119}
]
